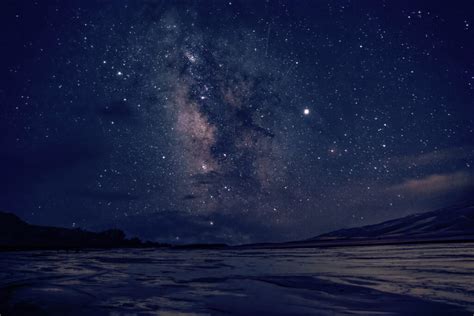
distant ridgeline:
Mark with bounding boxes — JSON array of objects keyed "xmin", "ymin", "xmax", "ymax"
[
  {"xmin": 0, "ymin": 212, "xmax": 166, "ymax": 251},
  {"xmin": 2, "ymin": 203, "xmax": 474, "ymax": 251},
  {"xmin": 235, "ymin": 203, "xmax": 474, "ymax": 249},
  {"xmin": 311, "ymin": 203, "xmax": 474, "ymax": 242}
]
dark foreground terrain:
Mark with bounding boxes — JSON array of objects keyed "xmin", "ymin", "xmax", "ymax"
[
  {"xmin": 1, "ymin": 204, "xmax": 473, "ymax": 315},
  {"xmin": 2, "ymin": 204, "xmax": 474, "ymax": 251},
  {"xmin": 0, "ymin": 212, "xmax": 164, "ymax": 250},
  {"xmin": 241, "ymin": 203, "xmax": 474, "ymax": 249},
  {"xmin": 1, "ymin": 243, "xmax": 473, "ymax": 315}
]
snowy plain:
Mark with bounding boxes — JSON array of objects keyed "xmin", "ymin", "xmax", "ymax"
[{"xmin": 1, "ymin": 243, "xmax": 473, "ymax": 315}]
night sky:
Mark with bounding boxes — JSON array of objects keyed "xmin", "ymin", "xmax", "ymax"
[{"xmin": 1, "ymin": 0, "xmax": 474, "ymax": 244}]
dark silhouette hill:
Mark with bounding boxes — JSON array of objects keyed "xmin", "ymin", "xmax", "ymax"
[
  {"xmin": 0, "ymin": 211, "xmax": 165, "ymax": 251},
  {"xmin": 311, "ymin": 203, "xmax": 474, "ymax": 242},
  {"xmin": 238, "ymin": 203, "xmax": 474, "ymax": 249},
  {"xmin": 2, "ymin": 203, "xmax": 473, "ymax": 251}
]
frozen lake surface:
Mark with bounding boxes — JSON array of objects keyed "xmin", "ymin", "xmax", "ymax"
[{"xmin": 1, "ymin": 243, "xmax": 473, "ymax": 315}]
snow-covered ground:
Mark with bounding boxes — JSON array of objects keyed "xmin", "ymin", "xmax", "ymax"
[{"xmin": 1, "ymin": 243, "xmax": 473, "ymax": 315}]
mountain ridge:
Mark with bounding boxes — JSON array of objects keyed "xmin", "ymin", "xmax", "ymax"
[
  {"xmin": 312, "ymin": 203, "xmax": 474, "ymax": 241},
  {"xmin": 1, "ymin": 203, "xmax": 473, "ymax": 251},
  {"xmin": 235, "ymin": 203, "xmax": 474, "ymax": 249},
  {"xmin": 0, "ymin": 211, "xmax": 166, "ymax": 251}
]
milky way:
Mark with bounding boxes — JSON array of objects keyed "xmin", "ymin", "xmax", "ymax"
[
  {"xmin": 166, "ymin": 28, "xmax": 287, "ymax": 214},
  {"xmin": 1, "ymin": 1, "xmax": 474, "ymax": 243}
]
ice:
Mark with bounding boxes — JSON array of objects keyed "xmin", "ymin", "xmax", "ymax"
[{"xmin": 1, "ymin": 243, "xmax": 473, "ymax": 315}]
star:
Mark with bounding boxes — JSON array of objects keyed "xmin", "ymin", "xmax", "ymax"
[{"xmin": 4, "ymin": 0, "xmax": 472, "ymax": 246}]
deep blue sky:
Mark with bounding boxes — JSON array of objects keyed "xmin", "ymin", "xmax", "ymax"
[{"xmin": 1, "ymin": 0, "xmax": 473, "ymax": 244}]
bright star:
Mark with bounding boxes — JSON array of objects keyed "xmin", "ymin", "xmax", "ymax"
[{"xmin": 303, "ymin": 108, "xmax": 310, "ymax": 115}]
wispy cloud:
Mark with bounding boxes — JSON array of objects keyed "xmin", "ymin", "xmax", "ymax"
[{"xmin": 389, "ymin": 171, "xmax": 474, "ymax": 195}]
